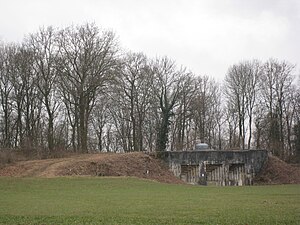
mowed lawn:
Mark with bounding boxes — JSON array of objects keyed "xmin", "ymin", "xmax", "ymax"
[{"xmin": 0, "ymin": 177, "xmax": 299, "ymax": 225}]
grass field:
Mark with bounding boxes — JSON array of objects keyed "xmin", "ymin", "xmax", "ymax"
[{"xmin": 0, "ymin": 177, "xmax": 299, "ymax": 224}]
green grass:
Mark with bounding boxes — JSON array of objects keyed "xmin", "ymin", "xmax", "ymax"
[{"xmin": 0, "ymin": 177, "xmax": 299, "ymax": 224}]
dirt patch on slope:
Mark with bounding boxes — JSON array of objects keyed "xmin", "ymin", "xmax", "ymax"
[
  {"xmin": 254, "ymin": 156, "xmax": 300, "ymax": 185},
  {"xmin": 0, "ymin": 152, "xmax": 183, "ymax": 184}
]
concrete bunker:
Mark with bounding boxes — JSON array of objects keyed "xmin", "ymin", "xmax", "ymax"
[{"xmin": 160, "ymin": 150, "xmax": 268, "ymax": 186}]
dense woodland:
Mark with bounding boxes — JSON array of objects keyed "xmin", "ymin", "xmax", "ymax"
[{"xmin": 0, "ymin": 23, "xmax": 299, "ymax": 161}]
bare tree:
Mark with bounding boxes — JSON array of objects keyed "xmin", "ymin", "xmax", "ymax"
[
  {"xmin": 6, "ymin": 44, "xmax": 43, "ymax": 154},
  {"xmin": 0, "ymin": 43, "xmax": 14, "ymax": 148},
  {"xmin": 293, "ymin": 79, "xmax": 300, "ymax": 161},
  {"xmin": 57, "ymin": 23, "xmax": 118, "ymax": 152},
  {"xmin": 171, "ymin": 73, "xmax": 197, "ymax": 151},
  {"xmin": 259, "ymin": 59, "xmax": 295, "ymax": 156},
  {"xmin": 151, "ymin": 57, "xmax": 184, "ymax": 151},
  {"xmin": 91, "ymin": 89, "xmax": 112, "ymax": 152},
  {"xmin": 284, "ymin": 85, "xmax": 298, "ymax": 158},
  {"xmin": 26, "ymin": 26, "xmax": 60, "ymax": 152},
  {"xmin": 192, "ymin": 76, "xmax": 221, "ymax": 147},
  {"xmin": 224, "ymin": 60, "xmax": 261, "ymax": 149},
  {"xmin": 245, "ymin": 60, "xmax": 261, "ymax": 149},
  {"xmin": 115, "ymin": 53, "xmax": 153, "ymax": 151},
  {"xmin": 225, "ymin": 63, "xmax": 247, "ymax": 149}
]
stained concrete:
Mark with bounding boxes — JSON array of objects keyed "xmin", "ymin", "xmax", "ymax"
[{"xmin": 159, "ymin": 150, "xmax": 268, "ymax": 186}]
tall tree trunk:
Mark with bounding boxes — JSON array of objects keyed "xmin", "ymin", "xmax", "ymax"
[
  {"xmin": 79, "ymin": 94, "xmax": 88, "ymax": 153},
  {"xmin": 156, "ymin": 110, "xmax": 170, "ymax": 151}
]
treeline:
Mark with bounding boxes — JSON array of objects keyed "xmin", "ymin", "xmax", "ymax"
[{"xmin": 0, "ymin": 23, "xmax": 299, "ymax": 161}]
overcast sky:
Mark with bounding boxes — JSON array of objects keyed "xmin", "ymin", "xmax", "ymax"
[{"xmin": 0, "ymin": 0, "xmax": 299, "ymax": 80}]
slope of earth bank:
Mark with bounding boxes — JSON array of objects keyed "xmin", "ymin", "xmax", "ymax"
[
  {"xmin": 0, "ymin": 152, "xmax": 183, "ymax": 184},
  {"xmin": 254, "ymin": 155, "xmax": 300, "ymax": 184}
]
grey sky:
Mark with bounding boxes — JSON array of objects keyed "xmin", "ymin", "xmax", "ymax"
[{"xmin": 0, "ymin": 0, "xmax": 299, "ymax": 80}]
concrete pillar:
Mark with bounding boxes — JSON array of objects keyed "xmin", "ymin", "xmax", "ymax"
[
  {"xmin": 223, "ymin": 164, "xmax": 230, "ymax": 186},
  {"xmin": 220, "ymin": 165, "xmax": 224, "ymax": 186},
  {"xmin": 192, "ymin": 167, "xmax": 195, "ymax": 183},
  {"xmin": 194, "ymin": 166, "xmax": 197, "ymax": 183},
  {"xmin": 195, "ymin": 166, "xmax": 197, "ymax": 183},
  {"xmin": 218, "ymin": 166, "xmax": 221, "ymax": 186},
  {"xmin": 238, "ymin": 165, "xmax": 242, "ymax": 186}
]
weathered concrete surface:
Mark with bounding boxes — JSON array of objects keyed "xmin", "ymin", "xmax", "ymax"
[{"xmin": 159, "ymin": 150, "xmax": 268, "ymax": 186}]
